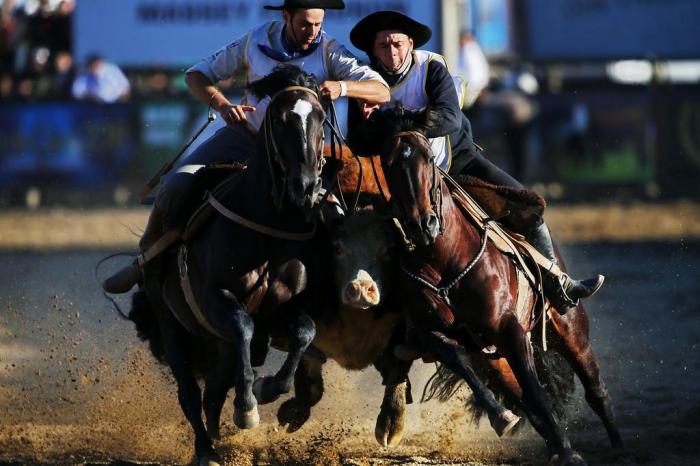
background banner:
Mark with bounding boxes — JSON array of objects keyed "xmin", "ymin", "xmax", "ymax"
[{"xmin": 73, "ymin": 0, "xmax": 440, "ymax": 68}]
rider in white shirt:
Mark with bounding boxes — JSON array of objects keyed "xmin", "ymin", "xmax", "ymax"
[{"xmin": 103, "ymin": 0, "xmax": 389, "ymax": 294}]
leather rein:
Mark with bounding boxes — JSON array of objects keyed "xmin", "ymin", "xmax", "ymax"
[
  {"xmin": 208, "ymin": 85, "xmax": 324, "ymax": 242},
  {"xmin": 386, "ymin": 130, "xmax": 491, "ymax": 308}
]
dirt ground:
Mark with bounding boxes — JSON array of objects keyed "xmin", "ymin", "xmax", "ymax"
[
  {"xmin": 0, "ymin": 206, "xmax": 699, "ymax": 465},
  {"xmin": 0, "ymin": 201, "xmax": 699, "ymax": 249}
]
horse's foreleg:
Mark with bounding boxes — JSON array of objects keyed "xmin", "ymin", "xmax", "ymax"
[
  {"xmin": 277, "ymin": 353, "xmax": 324, "ymax": 432},
  {"xmin": 253, "ymin": 312, "xmax": 316, "ymax": 404},
  {"xmin": 205, "ymin": 289, "xmax": 259, "ymax": 430},
  {"xmin": 550, "ymin": 309, "xmax": 623, "ymax": 448},
  {"xmin": 202, "ymin": 342, "xmax": 236, "ymax": 440},
  {"xmin": 498, "ymin": 313, "xmax": 585, "ymax": 465},
  {"xmin": 154, "ymin": 301, "xmax": 218, "ymax": 464},
  {"xmin": 418, "ymin": 330, "xmax": 520, "ymax": 437}
]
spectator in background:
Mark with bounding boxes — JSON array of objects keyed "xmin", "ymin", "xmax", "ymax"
[
  {"xmin": 456, "ymin": 29, "xmax": 490, "ymax": 109},
  {"xmin": 0, "ymin": 71, "xmax": 13, "ymax": 98},
  {"xmin": 26, "ymin": 0, "xmax": 54, "ymax": 51},
  {"xmin": 72, "ymin": 54, "xmax": 130, "ymax": 103},
  {"xmin": 17, "ymin": 45, "xmax": 51, "ymax": 98},
  {"xmin": 0, "ymin": 0, "xmax": 17, "ymax": 72},
  {"xmin": 51, "ymin": 0, "xmax": 73, "ymax": 53},
  {"xmin": 50, "ymin": 49, "xmax": 74, "ymax": 97}
]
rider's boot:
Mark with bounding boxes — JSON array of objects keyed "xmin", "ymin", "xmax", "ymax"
[
  {"xmin": 102, "ymin": 208, "xmax": 177, "ymax": 294},
  {"xmin": 529, "ymin": 221, "xmax": 604, "ymax": 314}
]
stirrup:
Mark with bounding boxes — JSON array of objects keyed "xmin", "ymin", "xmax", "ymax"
[
  {"xmin": 552, "ymin": 273, "xmax": 605, "ymax": 312},
  {"xmin": 102, "ymin": 259, "xmax": 142, "ymax": 294}
]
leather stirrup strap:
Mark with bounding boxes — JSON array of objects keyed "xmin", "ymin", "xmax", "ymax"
[
  {"xmin": 440, "ymin": 168, "xmax": 564, "ymax": 277},
  {"xmin": 137, "ymin": 230, "xmax": 181, "ymax": 267},
  {"xmin": 178, "ymin": 245, "xmax": 228, "ymax": 340}
]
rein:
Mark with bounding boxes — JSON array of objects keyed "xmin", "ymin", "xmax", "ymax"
[
  {"xmin": 324, "ymin": 99, "xmax": 364, "ymax": 215},
  {"xmin": 208, "ymin": 192, "xmax": 316, "ymax": 241},
  {"xmin": 263, "ymin": 85, "xmax": 325, "ymax": 211},
  {"xmin": 383, "ymin": 130, "xmax": 445, "ymax": 240},
  {"xmin": 401, "ymin": 222, "xmax": 492, "ymax": 307},
  {"xmin": 208, "ymin": 85, "xmax": 321, "ymax": 242}
]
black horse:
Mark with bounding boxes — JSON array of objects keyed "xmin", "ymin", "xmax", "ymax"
[{"xmin": 131, "ymin": 65, "xmax": 327, "ymax": 465}]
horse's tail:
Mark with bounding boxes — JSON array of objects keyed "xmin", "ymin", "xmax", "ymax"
[
  {"xmin": 534, "ymin": 345, "xmax": 576, "ymax": 420},
  {"xmin": 128, "ymin": 289, "xmax": 167, "ymax": 365},
  {"xmin": 421, "ymin": 363, "xmax": 463, "ymax": 403},
  {"xmin": 422, "ymin": 347, "xmax": 575, "ymax": 425},
  {"xmin": 421, "ymin": 363, "xmax": 504, "ymax": 426}
]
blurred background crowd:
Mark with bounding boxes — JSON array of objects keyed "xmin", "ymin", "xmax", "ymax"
[
  {"xmin": 0, "ymin": 0, "xmax": 189, "ymax": 101},
  {"xmin": 1, "ymin": 0, "xmax": 699, "ymax": 207}
]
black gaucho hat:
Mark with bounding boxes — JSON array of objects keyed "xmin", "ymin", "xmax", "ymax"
[
  {"xmin": 263, "ymin": 0, "xmax": 345, "ymax": 10},
  {"xmin": 350, "ymin": 10, "xmax": 432, "ymax": 53}
]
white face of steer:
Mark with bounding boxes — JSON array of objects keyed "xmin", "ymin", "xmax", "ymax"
[{"xmin": 331, "ymin": 211, "xmax": 396, "ymax": 310}]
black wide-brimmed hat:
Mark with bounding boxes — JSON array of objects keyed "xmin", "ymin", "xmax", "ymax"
[
  {"xmin": 263, "ymin": 0, "xmax": 345, "ymax": 10},
  {"xmin": 350, "ymin": 10, "xmax": 432, "ymax": 53}
]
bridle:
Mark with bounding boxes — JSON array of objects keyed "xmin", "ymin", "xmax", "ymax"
[
  {"xmin": 262, "ymin": 85, "xmax": 326, "ymax": 211},
  {"xmin": 389, "ymin": 130, "xmax": 445, "ymax": 239},
  {"xmin": 387, "ymin": 130, "xmax": 492, "ymax": 309}
]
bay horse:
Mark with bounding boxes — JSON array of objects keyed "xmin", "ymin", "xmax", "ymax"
[
  {"xmin": 135, "ymin": 66, "xmax": 327, "ymax": 465},
  {"xmin": 368, "ymin": 110, "xmax": 622, "ymax": 465}
]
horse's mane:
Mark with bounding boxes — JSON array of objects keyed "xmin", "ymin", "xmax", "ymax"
[
  {"xmin": 248, "ymin": 65, "xmax": 320, "ymax": 99},
  {"xmin": 349, "ymin": 106, "xmax": 440, "ymax": 156}
]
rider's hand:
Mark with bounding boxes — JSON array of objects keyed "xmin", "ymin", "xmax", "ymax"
[
  {"xmin": 319, "ymin": 81, "xmax": 343, "ymax": 101},
  {"xmin": 218, "ymin": 104, "xmax": 256, "ymax": 125},
  {"xmin": 359, "ymin": 100, "xmax": 380, "ymax": 119}
]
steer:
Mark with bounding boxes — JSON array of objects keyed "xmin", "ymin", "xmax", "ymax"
[{"xmin": 277, "ymin": 209, "xmax": 413, "ymax": 447}]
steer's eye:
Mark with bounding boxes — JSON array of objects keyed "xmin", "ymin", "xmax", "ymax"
[{"xmin": 334, "ymin": 244, "xmax": 343, "ymax": 256}]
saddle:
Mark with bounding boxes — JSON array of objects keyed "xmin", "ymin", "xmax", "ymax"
[
  {"xmin": 138, "ymin": 163, "xmax": 249, "ymax": 341},
  {"xmin": 181, "ymin": 162, "xmax": 248, "ymax": 242},
  {"xmin": 441, "ymin": 169, "xmax": 556, "ymax": 345},
  {"xmin": 453, "ymin": 174, "xmax": 545, "ymax": 235}
]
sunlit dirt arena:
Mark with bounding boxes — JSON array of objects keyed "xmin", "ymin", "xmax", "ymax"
[{"xmin": 0, "ymin": 206, "xmax": 699, "ymax": 465}]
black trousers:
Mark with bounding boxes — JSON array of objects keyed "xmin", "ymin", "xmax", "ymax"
[{"xmin": 450, "ymin": 150, "xmax": 525, "ymax": 191}]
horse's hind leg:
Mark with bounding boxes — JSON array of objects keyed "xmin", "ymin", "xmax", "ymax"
[
  {"xmin": 277, "ymin": 353, "xmax": 324, "ymax": 432},
  {"xmin": 498, "ymin": 313, "xmax": 585, "ymax": 465},
  {"xmin": 203, "ymin": 343, "xmax": 236, "ymax": 440},
  {"xmin": 418, "ymin": 330, "xmax": 520, "ymax": 437},
  {"xmin": 550, "ymin": 308, "xmax": 623, "ymax": 447},
  {"xmin": 253, "ymin": 312, "xmax": 316, "ymax": 404},
  {"xmin": 204, "ymin": 288, "xmax": 259, "ymax": 429}
]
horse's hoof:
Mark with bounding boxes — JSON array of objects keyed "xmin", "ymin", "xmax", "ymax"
[
  {"xmin": 277, "ymin": 398, "xmax": 312, "ymax": 433},
  {"xmin": 253, "ymin": 376, "xmax": 282, "ymax": 405},
  {"xmin": 550, "ymin": 450, "xmax": 587, "ymax": 466},
  {"xmin": 375, "ymin": 423, "xmax": 404, "ymax": 448},
  {"xmin": 233, "ymin": 405, "xmax": 259, "ymax": 429},
  {"xmin": 199, "ymin": 454, "xmax": 222, "ymax": 466},
  {"xmin": 206, "ymin": 423, "xmax": 220, "ymax": 441},
  {"xmin": 491, "ymin": 409, "xmax": 521, "ymax": 437}
]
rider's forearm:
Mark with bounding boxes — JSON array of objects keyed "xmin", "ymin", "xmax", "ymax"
[
  {"xmin": 185, "ymin": 71, "xmax": 231, "ymax": 111},
  {"xmin": 345, "ymin": 80, "xmax": 390, "ymax": 105}
]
